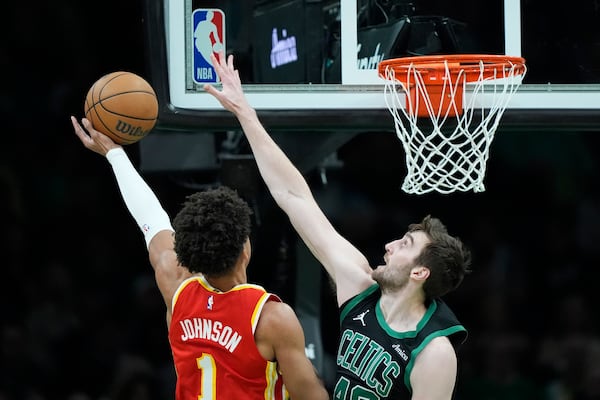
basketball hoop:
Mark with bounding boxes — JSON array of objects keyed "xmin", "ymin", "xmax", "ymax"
[{"xmin": 378, "ymin": 54, "xmax": 526, "ymax": 194}]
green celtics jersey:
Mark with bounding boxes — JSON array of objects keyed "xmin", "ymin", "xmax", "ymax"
[{"xmin": 333, "ymin": 284, "xmax": 467, "ymax": 400}]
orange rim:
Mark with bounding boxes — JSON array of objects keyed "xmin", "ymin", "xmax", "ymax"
[{"xmin": 378, "ymin": 54, "xmax": 526, "ymax": 82}]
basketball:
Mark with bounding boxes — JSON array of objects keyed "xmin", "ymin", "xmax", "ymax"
[{"xmin": 84, "ymin": 71, "xmax": 158, "ymax": 145}]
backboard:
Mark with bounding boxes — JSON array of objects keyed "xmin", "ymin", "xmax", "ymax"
[{"xmin": 142, "ymin": 0, "xmax": 600, "ymax": 132}]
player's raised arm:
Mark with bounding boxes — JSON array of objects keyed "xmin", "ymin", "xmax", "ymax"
[
  {"xmin": 70, "ymin": 116, "xmax": 190, "ymax": 315},
  {"xmin": 204, "ymin": 54, "xmax": 375, "ymax": 305}
]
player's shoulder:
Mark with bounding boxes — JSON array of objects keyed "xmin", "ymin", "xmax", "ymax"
[
  {"xmin": 419, "ymin": 335, "xmax": 457, "ymax": 363},
  {"xmin": 410, "ymin": 336, "xmax": 457, "ymax": 387},
  {"xmin": 255, "ymin": 300, "xmax": 303, "ymax": 348},
  {"xmin": 260, "ymin": 299, "xmax": 296, "ymax": 322},
  {"xmin": 257, "ymin": 300, "xmax": 304, "ymax": 336},
  {"xmin": 410, "ymin": 335, "xmax": 459, "ymax": 398},
  {"xmin": 254, "ymin": 299, "xmax": 304, "ymax": 362}
]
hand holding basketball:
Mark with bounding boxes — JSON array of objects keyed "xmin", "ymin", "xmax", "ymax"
[
  {"xmin": 84, "ymin": 71, "xmax": 158, "ymax": 145},
  {"xmin": 71, "ymin": 116, "xmax": 122, "ymax": 157}
]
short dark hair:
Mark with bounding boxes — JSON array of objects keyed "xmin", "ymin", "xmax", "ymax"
[
  {"xmin": 409, "ymin": 215, "xmax": 471, "ymax": 299},
  {"xmin": 172, "ymin": 186, "xmax": 252, "ymax": 276}
]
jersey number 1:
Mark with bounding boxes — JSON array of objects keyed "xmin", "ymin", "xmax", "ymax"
[{"xmin": 197, "ymin": 353, "xmax": 216, "ymax": 400}]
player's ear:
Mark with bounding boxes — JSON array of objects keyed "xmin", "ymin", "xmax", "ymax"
[
  {"xmin": 411, "ymin": 266, "xmax": 430, "ymax": 281},
  {"xmin": 240, "ymin": 238, "xmax": 251, "ymax": 265}
]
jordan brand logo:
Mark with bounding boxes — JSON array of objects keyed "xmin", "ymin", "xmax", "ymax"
[{"xmin": 353, "ymin": 309, "xmax": 370, "ymax": 326}]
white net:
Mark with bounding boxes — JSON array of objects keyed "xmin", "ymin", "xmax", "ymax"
[{"xmin": 382, "ymin": 58, "xmax": 526, "ymax": 194}]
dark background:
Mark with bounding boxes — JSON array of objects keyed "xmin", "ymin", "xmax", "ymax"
[{"xmin": 2, "ymin": 1, "xmax": 600, "ymax": 399}]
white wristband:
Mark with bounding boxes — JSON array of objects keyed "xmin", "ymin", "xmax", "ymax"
[{"xmin": 106, "ymin": 148, "xmax": 174, "ymax": 248}]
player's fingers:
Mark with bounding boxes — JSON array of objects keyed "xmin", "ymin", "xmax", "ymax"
[
  {"xmin": 71, "ymin": 117, "xmax": 94, "ymax": 149},
  {"xmin": 218, "ymin": 51, "xmax": 227, "ymax": 66},
  {"xmin": 211, "ymin": 53, "xmax": 220, "ymax": 70},
  {"xmin": 82, "ymin": 118, "xmax": 98, "ymax": 134},
  {"xmin": 203, "ymin": 83, "xmax": 218, "ymax": 97},
  {"xmin": 215, "ymin": 52, "xmax": 225, "ymax": 66},
  {"xmin": 71, "ymin": 116, "xmax": 85, "ymax": 133},
  {"xmin": 70, "ymin": 116, "xmax": 81, "ymax": 133},
  {"xmin": 80, "ymin": 119, "xmax": 103, "ymax": 143},
  {"xmin": 71, "ymin": 116, "xmax": 91, "ymax": 142},
  {"xmin": 212, "ymin": 54, "xmax": 228, "ymax": 81}
]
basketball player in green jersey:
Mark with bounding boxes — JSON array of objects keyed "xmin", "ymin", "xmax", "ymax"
[{"xmin": 205, "ymin": 52, "xmax": 472, "ymax": 400}]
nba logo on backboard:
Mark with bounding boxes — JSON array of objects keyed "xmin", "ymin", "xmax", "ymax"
[{"xmin": 192, "ymin": 8, "xmax": 225, "ymax": 84}]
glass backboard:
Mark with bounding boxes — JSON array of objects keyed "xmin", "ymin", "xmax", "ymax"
[
  {"xmin": 142, "ymin": 0, "xmax": 600, "ymax": 131},
  {"xmin": 149, "ymin": 0, "xmax": 600, "ymax": 115}
]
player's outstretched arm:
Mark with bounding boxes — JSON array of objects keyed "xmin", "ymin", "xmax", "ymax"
[
  {"xmin": 71, "ymin": 117, "xmax": 190, "ymax": 315},
  {"xmin": 255, "ymin": 301, "xmax": 330, "ymax": 400},
  {"xmin": 203, "ymin": 55, "xmax": 374, "ymax": 305}
]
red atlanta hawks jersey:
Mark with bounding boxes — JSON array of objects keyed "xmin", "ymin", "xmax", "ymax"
[{"xmin": 169, "ymin": 275, "xmax": 289, "ymax": 400}]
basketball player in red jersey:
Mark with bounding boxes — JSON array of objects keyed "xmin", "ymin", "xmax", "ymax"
[{"xmin": 70, "ymin": 117, "xmax": 329, "ymax": 400}]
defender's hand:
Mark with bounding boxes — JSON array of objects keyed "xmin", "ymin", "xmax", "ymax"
[{"xmin": 202, "ymin": 52, "xmax": 251, "ymax": 116}]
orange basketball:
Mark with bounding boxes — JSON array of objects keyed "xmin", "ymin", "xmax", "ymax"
[{"xmin": 84, "ymin": 71, "xmax": 158, "ymax": 145}]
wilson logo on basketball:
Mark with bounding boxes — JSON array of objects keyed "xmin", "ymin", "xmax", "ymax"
[{"xmin": 115, "ymin": 120, "xmax": 150, "ymax": 137}]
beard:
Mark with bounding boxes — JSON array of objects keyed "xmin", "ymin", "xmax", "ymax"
[{"xmin": 371, "ymin": 264, "xmax": 411, "ymax": 292}]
